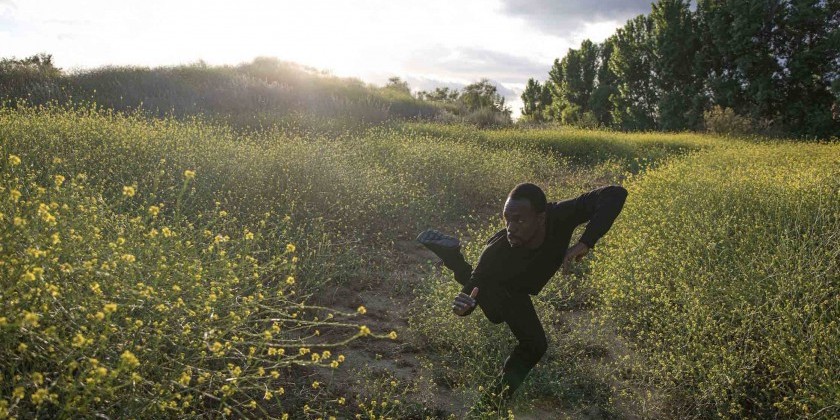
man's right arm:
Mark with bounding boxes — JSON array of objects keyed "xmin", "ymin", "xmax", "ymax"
[{"xmin": 452, "ymin": 287, "xmax": 478, "ymax": 316}]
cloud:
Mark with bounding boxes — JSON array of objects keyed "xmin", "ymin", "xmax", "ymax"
[
  {"xmin": 405, "ymin": 46, "xmax": 549, "ymax": 85},
  {"xmin": 499, "ymin": 0, "xmax": 652, "ymax": 36},
  {"xmin": 404, "ymin": 76, "xmax": 519, "ymax": 100}
]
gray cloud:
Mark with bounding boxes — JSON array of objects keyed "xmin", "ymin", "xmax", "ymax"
[
  {"xmin": 500, "ymin": 0, "xmax": 652, "ymax": 36},
  {"xmin": 406, "ymin": 46, "xmax": 549, "ymax": 85}
]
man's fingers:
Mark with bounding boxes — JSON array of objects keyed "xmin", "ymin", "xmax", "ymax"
[{"xmin": 470, "ymin": 287, "xmax": 479, "ymax": 299}]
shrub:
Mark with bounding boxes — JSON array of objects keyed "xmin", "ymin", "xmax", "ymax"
[{"xmin": 703, "ymin": 105, "xmax": 753, "ymax": 136}]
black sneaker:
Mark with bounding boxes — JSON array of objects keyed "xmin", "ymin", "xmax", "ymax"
[{"xmin": 416, "ymin": 229, "xmax": 461, "ymax": 260}]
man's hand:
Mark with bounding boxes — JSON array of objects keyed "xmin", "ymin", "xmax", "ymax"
[
  {"xmin": 452, "ymin": 287, "xmax": 478, "ymax": 316},
  {"xmin": 562, "ymin": 242, "xmax": 590, "ymax": 275}
]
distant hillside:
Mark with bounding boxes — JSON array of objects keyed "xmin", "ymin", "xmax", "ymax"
[{"xmin": 0, "ymin": 55, "xmax": 444, "ymax": 127}]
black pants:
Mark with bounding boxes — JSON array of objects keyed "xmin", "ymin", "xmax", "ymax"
[{"xmin": 444, "ymin": 252, "xmax": 548, "ymax": 400}]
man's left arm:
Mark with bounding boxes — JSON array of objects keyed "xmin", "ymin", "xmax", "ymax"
[{"xmin": 563, "ymin": 185, "xmax": 628, "ymax": 273}]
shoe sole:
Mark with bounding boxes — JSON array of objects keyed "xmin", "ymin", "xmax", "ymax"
[{"xmin": 416, "ymin": 229, "xmax": 460, "ymax": 252}]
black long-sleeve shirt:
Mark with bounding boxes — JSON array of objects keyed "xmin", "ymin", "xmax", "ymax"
[{"xmin": 462, "ymin": 185, "xmax": 628, "ymax": 323}]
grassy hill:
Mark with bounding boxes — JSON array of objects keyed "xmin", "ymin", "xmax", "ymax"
[
  {"xmin": 0, "ymin": 57, "xmax": 443, "ymax": 129},
  {"xmin": 1, "ymin": 104, "xmax": 837, "ymax": 418}
]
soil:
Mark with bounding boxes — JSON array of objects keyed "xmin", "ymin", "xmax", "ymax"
[{"xmin": 309, "ymin": 231, "xmax": 657, "ymax": 419}]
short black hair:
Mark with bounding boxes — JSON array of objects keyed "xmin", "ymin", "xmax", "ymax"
[{"xmin": 508, "ymin": 183, "xmax": 546, "ymax": 213}]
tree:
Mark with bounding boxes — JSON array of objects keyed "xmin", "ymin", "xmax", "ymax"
[
  {"xmin": 547, "ymin": 40, "xmax": 599, "ymax": 125},
  {"xmin": 459, "ymin": 79, "xmax": 509, "ymax": 114},
  {"xmin": 776, "ymin": 0, "xmax": 840, "ymax": 137},
  {"xmin": 384, "ymin": 77, "xmax": 411, "ymax": 95},
  {"xmin": 520, "ymin": 78, "xmax": 552, "ymax": 122},
  {"xmin": 590, "ymin": 37, "xmax": 618, "ymax": 126},
  {"xmin": 416, "ymin": 87, "xmax": 459, "ymax": 103},
  {"xmin": 651, "ymin": 0, "xmax": 702, "ymax": 131},
  {"xmin": 610, "ymin": 14, "xmax": 658, "ymax": 130}
]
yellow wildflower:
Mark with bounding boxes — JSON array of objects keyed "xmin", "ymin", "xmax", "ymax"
[
  {"xmin": 103, "ymin": 303, "xmax": 117, "ymax": 314},
  {"xmin": 388, "ymin": 331, "xmax": 398, "ymax": 340},
  {"xmin": 72, "ymin": 333, "xmax": 87, "ymax": 348},
  {"xmin": 264, "ymin": 390, "xmax": 273, "ymax": 400},
  {"xmin": 54, "ymin": 174, "xmax": 65, "ymax": 188},
  {"xmin": 120, "ymin": 350, "xmax": 140, "ymax": 368},
  {"xmin": 9, "ymin": 189, "xmax": 21, "ymax": 202},
  {"xmin": 286, "ymin": 276, "xmax": 295, "ymax": 285},
  {"xmin": 22, "ymin": 311, "xmax": 39, "ymax": 327},
  {"xmin": 9, "ymin": 155, "xmax": 21, "ymax": 166},
  {"xmin": 122, "ymin": 186, "xmax": 136, "ymax": 197},
  {"xmin": 184, "ymin": 170, "xmax": 196, "ymax": 180},
  {"xmin": 13, "ymin": 217, "xmax": 26, "ymax": 227},
  {"xmin": 286, "ymin": 243, "xmax": 296, "ymax": 253},
  {"xmin": 121, "ymin": 254, "xmax": 136, "ymax": 263},
  {"xmin": 148, "ymin": 205, "xmax": 160, "ymax": 217},
  {"xmin": 312, "ymin": 381, "xmax": 319, "ymax": 389},
  {"xmin": 357, "ymin": 306, "xmax": 367, "ymax": 315},
  {"xmin": 13, "ymin": 387, "xmax": 25, "ymax": 400},
  {"xmin": 359, "ymin": 325, "xmax": 371, "ymax": 336}
]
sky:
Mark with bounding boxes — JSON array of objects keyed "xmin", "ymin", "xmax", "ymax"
[{"xmin": 0, "ymin": 0, "xmax": 653, "ymax": 117}]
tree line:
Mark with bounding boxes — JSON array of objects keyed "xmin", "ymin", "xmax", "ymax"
[{"xmin": 521, "ymin": 0, "xmax": 839, "ymax": 138}]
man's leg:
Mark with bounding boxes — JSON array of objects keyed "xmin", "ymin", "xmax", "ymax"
[
  {"xmin": 417, "ymin": 229, "xmax": 472, "ymax": 286},
  {"xmin": 494, "ymin": 292, "xmax": 548, "ymax": 400}
]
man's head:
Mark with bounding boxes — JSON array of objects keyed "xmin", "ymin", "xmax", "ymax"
[{"xmin": 503, "ymin": 183, "xmax": 547, "ymax": 248}]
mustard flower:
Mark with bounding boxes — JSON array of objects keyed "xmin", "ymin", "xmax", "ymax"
[{"xmin": 120, "ymin": 350, "xmax": 140, "ymax": 368}]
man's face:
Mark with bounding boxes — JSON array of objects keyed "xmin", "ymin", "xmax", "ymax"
[{"xmin": 503, "ymin": 198, "xmax": 545, "ymax": 248}]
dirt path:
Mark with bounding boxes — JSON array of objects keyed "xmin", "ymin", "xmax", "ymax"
[{"xmin": 312, "ymin": 234, "xmax": 642, "ymax": 418}]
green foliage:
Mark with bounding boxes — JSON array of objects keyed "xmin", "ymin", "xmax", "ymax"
[
  {"xmin": 0, "ymin": 57, "xmax": 444, "ymax": 127},
  {"xmin": 703, "ymin": 105, "xmax": 755, "ymax": 136},
  {"xmin": 610, "ymin": 14, "xmax": 659, "ymax": 131},
  {"xmin": 537, "ymin": 0, "xmax": 839, "ymax": 137},
  {"xmin": 588, "ymin": 143, "xmax": 840, "ymax": 417},
  {"xmin": 519, "ymin": 78, "xmax": 552, "ymax": 123}
]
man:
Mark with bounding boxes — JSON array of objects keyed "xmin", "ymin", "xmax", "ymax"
[{"xmin": 416, "ymin": 183, "xmax": 627, "ymax": 407}]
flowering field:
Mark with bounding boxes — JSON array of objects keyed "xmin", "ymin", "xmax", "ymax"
[{"xmin": 1, "ymin": 104, "xmax": 837, "ymax": 418}]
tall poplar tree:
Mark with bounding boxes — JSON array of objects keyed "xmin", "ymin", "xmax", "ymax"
[{"xmin": 610, "ymin": 14, "xmax": 658, "ymax": 130}]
